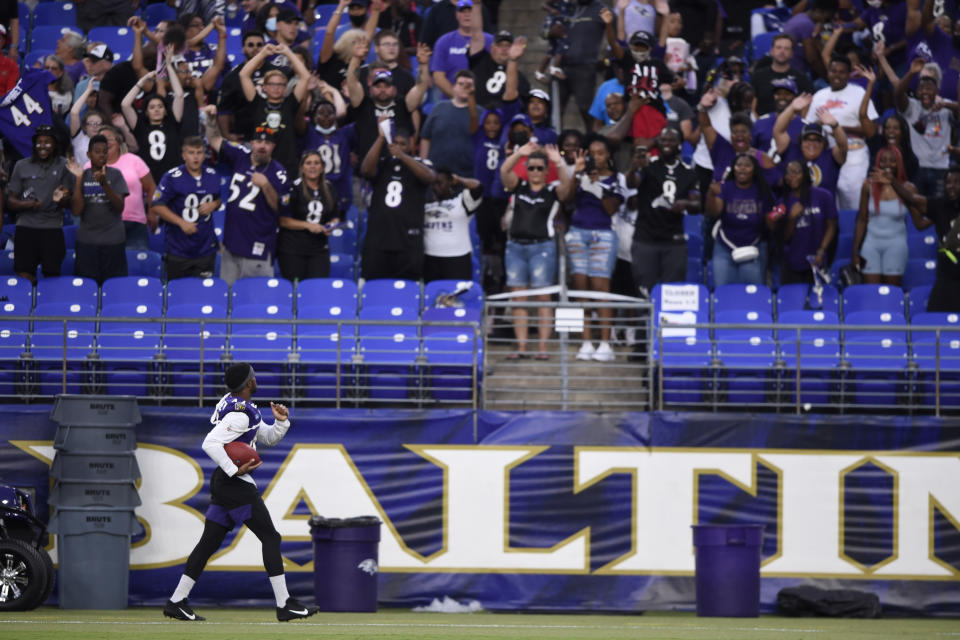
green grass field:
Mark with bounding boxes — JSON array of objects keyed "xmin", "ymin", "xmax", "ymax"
[{"xmin": 0, "ymin": 609, "xmax": 957, "ymax": 640}]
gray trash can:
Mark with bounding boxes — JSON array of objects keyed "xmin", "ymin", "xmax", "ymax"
[
  {"xmin": 48, "ymin": 507, "xmax": 142, "ymax": 609},
  {"xmin": 50, "ymin": 482, "xmax": 141, "ymax": 508},
  {"xmin": 50, "ymin": 395, "xmax": 142, "ymax": 428},
  {"xmin": 309, "ymin": 516, "xmax": 381, "ymax": 612}
]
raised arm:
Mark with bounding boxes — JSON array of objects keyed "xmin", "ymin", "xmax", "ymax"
[
  {"xmin": 502, "ymin": 37, "xmax": 524, "ymax": 103},
  {"xmin": 469, "ymin": 0, "xmax": 485, "ymax": 56},
  {"xmin": 202, "ymin": 105, "xmax": 223, "ymax": 154},
  {"xmin": 550, "ymin": 145, "xmax": 577, "ymax": 202},
  {"xmin": 129, "ymin": 17, "xmax": 149, "ymax": 78},
  {"xmin": 319, "ymin": 0, "xmax": 350, "ymax": 64},
  {"xmin": 500, "ymin": 140, "xmax": 538, "ymax": 192},
  {"xmin": 705, "ymin": 181, "xmax": 723, "ymax": 217},
  {"xmin": 818, "ymin": 106, "xmax": 848, "ymax": 166},
  {"xmin": 240, "ymin": 45, "xmax": 272, "ymax": 102},
  {"xmin": 361, "ymin": 120, "xmax": 387, "ymax": 178},
  {"xmin": 601, "ymin": 7, "xmax": 623, "ymax": 60},
  {"xmin": 317, "ymin": 79, "xmax": 347, "ymax": 118},
  {"xmin": 391, "ymin": 141, "xmax": 436, "ymax": 184},
  {"xmin": 121, "ymin": 72, "xmax": 152, "ymax": 131},
  {"xmin": 855, "ymin": 65, "xmax": 878, "ymax": 140},
  {"xmin": 775, "ymin": 93, "xmax": 811, "ymax": 154},
  {"xmin": 895, "ymin": 57, "xmax": 924, "ymax": 114},
  {"xmin": 820, "ymin": 26, "xmax": 842, "ymax": 73},
  {"xmin": 697, "ymin": 88, "xmax": 720, "ymax": 150},
  {"xmin": 405, "ymin": 43, "xmax": 433, "ymax": 112},
  {"xmin": 167, "ymin": 57, "xmax": 185, "ymax": 122},
  {"xmin": 68, "ymin": 161, "xmax": 85, "ymax": 216},
  {"xmin": 70, "ymin": 83, "xmax": 95, "ymax": 137},
  {"xmin": 280, "ymin": 43, "xmax": 313, "ymax": 103},
  {"xmin": 200, "ymin": 17, "xmax": 228, "ymax": 93},
  {"xmin": 365, "ymin": 0, "xmax": 382, "ymax": 45},
  {"xmin": 346, "ymin": 41, "xmax": 368, "ymax": 109},
  {"xmin": 606, "ymin": 94, "xmax": 642, "ymax": 143}
]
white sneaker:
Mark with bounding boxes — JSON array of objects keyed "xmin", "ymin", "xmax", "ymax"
[
  {"xmin": 593, "ymin": 342, "xmax": 615, "ymax": 362},
  {"xmin": 576, "ymin": 342, "xmax": 595, "ymax": 360}
]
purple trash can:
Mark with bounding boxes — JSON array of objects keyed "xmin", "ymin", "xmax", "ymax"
[
  {"xmin": 309, "ymin": 515, "xmax": 381, "ymax": 612},
  {"xmin": 691, "ymin": 524, "xmax": 764, "ymax": 617}
]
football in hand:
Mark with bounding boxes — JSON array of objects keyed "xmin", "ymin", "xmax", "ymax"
[{"xmin": 224, "ymin": 441, "xmax": 261, "ymax": 468}]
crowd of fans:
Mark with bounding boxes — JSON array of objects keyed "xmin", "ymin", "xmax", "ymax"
[{"xmin": 1, "ymin": 0, "xmax": 959, "ymax": 362}]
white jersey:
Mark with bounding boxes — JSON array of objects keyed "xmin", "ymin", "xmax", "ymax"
[
  {"xmin": 423, "ymin": 186, "xmax": 483, "ymax": 258},
  {"xmin": 201, "ymin": 393, "xmax": 290, "ymax": 485},
  {"xmin": 805, "ymin": 83, "xmax": 878, "ymax": 152}
]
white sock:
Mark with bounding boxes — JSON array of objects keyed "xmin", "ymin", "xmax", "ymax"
[
  {"xmin": 170, "ymin": 575, "xmax": 195, "ymax": 602},
  {"xmin": 270, "ymin": 574, "xmax": 290, "ymax": 607}
]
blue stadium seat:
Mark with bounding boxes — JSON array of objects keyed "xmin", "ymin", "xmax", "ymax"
[
  {"xmin": 86, "ymin": 26, "xmax": 135, "ymax": 60},
  {"xmin": 163, "ymin": 304, "xmax": 228, "ymax": 398},
  {"xmin": 0, "ymin": 251, "xmax": 16, "ymax": 275},
  {"xmin": 658, "ymin": 336, "xmax": 714, "ymax": 407},
  {"xmin": 685, "ymin": 233, "xmax": 704, "ymax": 262},
  {"xmin": 59, "ymin": 250, "xmax": 75, "ymax": 277},
  {"xmin": 328, "ymin": 224, "xmax": 358, "ymax": 257},
  {"xmin": 143, "ymin": 2, "xmax": 176, "ymax": 27},
  {"xmin": 685, "ymin": 258, "xmax": 702, "ymax": 284},
  {"xmin": 166, "ymin": 277, "xmax": 229, "ymax": 310},
  {"xmin": 911, "ymin": 312, "xmax": 960, "ymax": 407},
  {"xmin": 0, "ymin": 302, "xmax": 29, "ymax": 397},
  {"xmin": 360, "ymin": 279, "xmax": 420, "ymax": 311},
  {"xmin": 231, "ymin": 277, "xmax": 294, "ymax": 311},
  {"xmin": 750, "ymin": 31, "xmax": 776, "ymax": 63},
  {"xmin": 712, "ymin": 284, "xmax": 773, "ymax": 316},
  {"xmin": 843, "ymin": 311, "xmax": 908, "ymax": 406},
  {"xmin": 17, "ymin": 2, "xmax": 29, "ymax": 31},
  {"xmin": 842, "ymin": 284, "xmax": 905, "ymax": 316},
  {"xmin": 777, "ymin": 310, "xmax": 842, "ymax": 407},
  {"xmin": 829, "ymin": 258, "xmax": 849, "ymax": 285},
  {"xmin": 96, "ymin": 323, "xmax": 162, "ymax": 396},
  {"xmin": 36, "ymin": 275, "xmax": 98, "ymax": 309},
  {"xmin": 837, "ymin": 209, "xmax": 857, "ymax": 235},
  {"xmin": 313, "ymin": 3, "xmax": 345, "ymax": 26},
  {"xmin": 329, "ymin": 253, "xmax": 356, "ymax": 280},
  {"xmin": 30, "ymin": 26, "xmax": 78, "ymax": 54},
  {"xmin": 684, "ymin": 215, "xmax": 703, "ymax": 239},
  {"xmin": 24, "ymin": 49, "xmax": 53, "ymax": 68},
  {"xmin": 776, "ymin": 283, "xmax": 840, "ymax": 316},
  {"xmin": 713, "ymin": 309, "xmax": 774, "ymax": 341},
  {"xmin": 126, "ymin": 249, "xmax": 163, "ymax": 278},
  {"xmin": 422, "ymin": 329, "xmax": 482, "ymax": 401},
  {"xmin": 902, "ymin": 258, "xmax": 937, "ymax": 291},
  {"xmin": 422, "ymin": 306, "xmax": 482, "ymax": 334},
  {"xmin": 835, "ymin": 233, "xmax": 853, "ymax": 261},
  {"xmin": 100, "ymin": 302, "xmax": 162, "ymax": 321},
  {"xmin": 357, "ymin": 305, "xmax": 421, "ymax": 401},
  {"xmin": 716, "ymin": 334, "xmax": 778, "ymax": 404},
  {"xmin": 30, "ymin": 302, "xmax": 97, "ymax": 395},
  {"xmin": 422, "ymin": 280, "xmax": 483, "ymax": 310},
  {"xmin": 101, "ymin": 276, "xmax": 163, "ymax": 309},
  {"xmin": 296, "ymin": 277, "xmax": 358, "ymax": 314},
  {"xmin": 907, "ymin": 284, "xmax": 933, "ymax": 318},
  {"xmin": 62, "ymin": 224, "xmax": 78, "ymax": 249},
  {"xmin": 148, "ymin": 227, "xmax": 165, "ymax": 253},
  {"xmin": 32, "ymin": 2, "xmax": 77, "ymax": 27},
  {"xmin": 229, "ymin": 328, "xmax": 295, "ymax": 397},
  {"xmin": 0, "ymin": 276, "xmax": 34, "ymax": 309},
  {"xmin": 907, "ymin": 231, "xmax": 938, "ymax": 261}
]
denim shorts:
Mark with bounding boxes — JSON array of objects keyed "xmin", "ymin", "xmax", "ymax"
[
  {"xmin": 565, "ymin": 227, "xmax": 618, "ymax": 278},
  {"xmin": 505, "ymin": 239, "xmax": 557, "ymax": 288}
]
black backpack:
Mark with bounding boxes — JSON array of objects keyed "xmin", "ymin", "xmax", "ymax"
[{"xmin": 777, "ymin": 585, "xmax": 881, "ymax": 618}]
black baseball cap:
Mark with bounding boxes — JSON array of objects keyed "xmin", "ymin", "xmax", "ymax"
[
  {"xmin": 494, "ymin": 30, "xmax": 514, "ymax": 44},
  {"xmin": 801, "ymin": 123, "xmax": 825, "ymax": 139},
  {"xmin": 252, "ymin": 124, "xmax": 279, "ymax": 143}
]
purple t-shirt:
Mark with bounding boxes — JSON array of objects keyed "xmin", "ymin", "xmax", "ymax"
[
  {"xmin": 860, "ymin": 2, "xmax": 908, "ymax": 67},
  {"xmin": 711, "ymin": 135, "xmax": 782, "ymax": 186},
  {"xmin": 783, "ymin": 186, "xmax": 838, "ymax": 272},
  {"xmin": 807, "ymin": 148, "xmax": 841, "ymax": 195},
  {"xmin": 220, "ymin": 141, "xmax": 292, "ymax": 260},
  {"xmin": 301, "ymin": 123, "xmax": 356, "ymax": 209},
  {"xmin": 782, "ymin": 13, "xmax": 815, "ymax": 75},
  {"xmin": 430, "ymin": 30, "xmax": 494, "ymax": 85},
  {"xmin": 153, "ymin": 164, "xmax": 221, "ymax": 259},
  {"xmin": 908, "ymin": 26, "xmax": 960, "ymax": 105},
  {"xmin": 719, "ymin": 181, "xmax": 772, "ymax": 247},
  {"xmin": 572, "ymin": 174, "xmax": 623, "ymax": 230}
]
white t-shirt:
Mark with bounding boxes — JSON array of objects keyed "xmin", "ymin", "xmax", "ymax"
[
  {"xmin": 902, "ymin": 97, "xmax": 953, "ymax": 170},
  {"xmin": 693, "ymin": 96, "xmax": 731, "ymax": 170},
  {"xmin": 805, "ymin": 83, "xmax": 878, "ymax": 152},
  {"xmin": 423, "ymin": 186, "xmax": 483, "ymax": 257}
]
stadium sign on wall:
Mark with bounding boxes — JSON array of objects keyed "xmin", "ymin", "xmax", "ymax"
[{"xmin": 2, "ymin": 408, "xmax": 958, "ymax": 613}]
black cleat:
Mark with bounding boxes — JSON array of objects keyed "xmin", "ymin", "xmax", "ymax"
[
  {"xmin": 277, "ymin": 596, "xmax": 318, "ymax": 621},
  {"xmin": 163, "ymin": 598, "xmax": 206, "ymax": 621}
]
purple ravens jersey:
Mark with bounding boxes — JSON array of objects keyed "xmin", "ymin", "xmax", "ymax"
[
  {"xmin": 807, "ymin": 149, "xmax": 840, "ymax": 195},
  {"xmin": 220, "ymin": 141, "xmax": 292, "ymax": 260},
  {"xmin": 183, "ymin": 43, "xmax": 217, "ymax": 80},
  {"xmin": 753, "ymin": 113, "xmax": 803, "ymax": 165},
  {"xmin": 0, "ymin": 69, "xmax": 56, "ymax": 158},
  {"xmin": 153, "ymin": 164, "xmax": 221, "ymax": 259},
  {"xmin": 212, "ymin": 393, "xmax": 263, "ymax": 445},
  {"xmin": 302, "ymin": 124, "xmax": 355, "ymax": 208},
  {"xmin": 473, "ymin": 136, "xmax": 503, "ymax": 196}
]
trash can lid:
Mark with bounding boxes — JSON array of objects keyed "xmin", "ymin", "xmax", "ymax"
[{"xmin": 308, "ymin": 515, "xmax": 381, "ymax": 529}]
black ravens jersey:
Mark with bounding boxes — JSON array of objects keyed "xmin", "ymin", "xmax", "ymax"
[
  {"xmin": 366, "ymin": 155, "xmax": 432, "ymax": 251},
  {"xmin": 632, "ymin": 157, "xmax": 699, "ymax": 244}
]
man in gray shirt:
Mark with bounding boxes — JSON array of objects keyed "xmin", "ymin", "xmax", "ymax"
[
  {"xmin": 68, "ymin": 134, "xmax": 129, "ymax": 285},
  {"xmin": 7, "ymin": 126, "xmax": 74, "ymax": 282}
]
